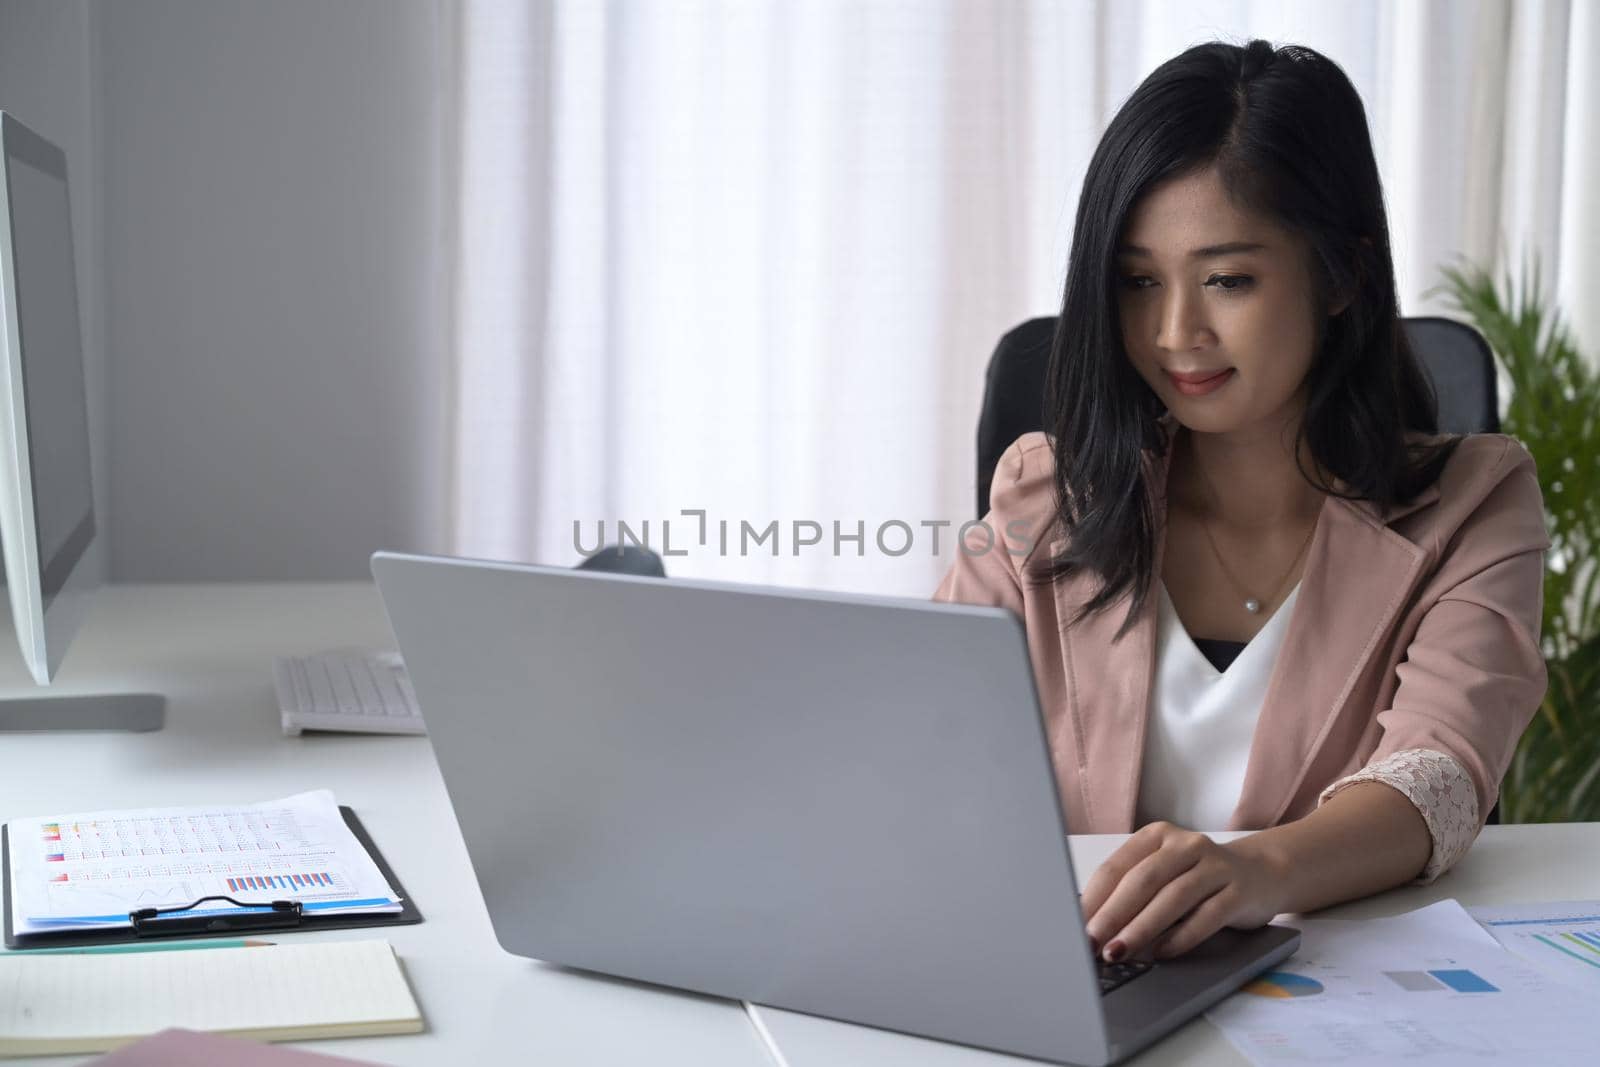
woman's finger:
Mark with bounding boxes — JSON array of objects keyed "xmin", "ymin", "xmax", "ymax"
[
  {"xmin": 1078, "ymin": 822, "xmax": 1166, "ymax": 922},
  {"xmin": 1150, "ymin": 887, "xmax": 1241, "ymax": 959},
  {"xmin": 1100, "ymin": 862, "xmax": 1225, "ymax": 961},
  {"xmin": 1084, "ymin": 829, "xmax": 1209, "ymax": 950}
]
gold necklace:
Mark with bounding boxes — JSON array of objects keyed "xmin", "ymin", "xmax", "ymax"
[{"xmin": 1190, "ymin": 458, "xmax": 1319, "ymax": 615}]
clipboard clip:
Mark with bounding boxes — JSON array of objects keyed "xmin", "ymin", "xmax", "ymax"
[{"xmin": 129, "ymin": 894, "xmax": 304, "ymax": 937}]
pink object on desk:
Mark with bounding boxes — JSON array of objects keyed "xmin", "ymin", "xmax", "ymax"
[{"xmin": 89, "ymin": 1028, "xmax": 381, "ymax": 1066}]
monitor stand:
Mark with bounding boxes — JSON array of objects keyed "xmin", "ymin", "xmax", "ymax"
[{"xmin": 0, "ymin": 693, "xmax": 165, "ymax": 732}]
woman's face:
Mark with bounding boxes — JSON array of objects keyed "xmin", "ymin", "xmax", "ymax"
[{"xmin": 1115, "ymin": 164, "xmax": 1328, "ymax": 439}]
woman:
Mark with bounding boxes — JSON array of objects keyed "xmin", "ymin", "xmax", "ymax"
[{"xmin": 935, "ymin": 40, "xmax": 1548, "ymax": 967}]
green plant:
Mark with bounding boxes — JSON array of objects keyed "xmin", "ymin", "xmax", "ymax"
[{"xmin": 1433, "ymin": 259, "xmax": 1600, "ymax": 823}]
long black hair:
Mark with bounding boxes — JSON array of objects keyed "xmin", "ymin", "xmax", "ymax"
[{"xmin": 1038, "ymin": 38, "xmax": 1458, "ymax": 636}]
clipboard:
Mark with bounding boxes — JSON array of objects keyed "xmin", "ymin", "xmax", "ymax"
[{"xmin": 2, "ymin": 805, "xmax": 422, "ymax": 949}]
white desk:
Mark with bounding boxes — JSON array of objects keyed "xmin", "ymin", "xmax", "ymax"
[
  {"xmin": 1, "ymin": 583, "xmax": 1594, "ymax": 1066},
  {"xmin": 756, "ymin": 821, "xmax": 1600, "ymax": 1066},
  {"xmin": 0, "ymin": 583, "xmax": 774, "ymax": 1067}
]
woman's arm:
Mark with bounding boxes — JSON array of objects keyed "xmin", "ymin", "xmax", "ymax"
[
  {"xmin": 1081, "ymin": 779, "xmax": 1429, "ymax": 962},
  {"xmin": 1233, "ymin": 779, "xmax": 1431, "ymax": 914},
  {"xmin": 1085, "ymin": 440, "xmax": 1548, "ymax": 963}
]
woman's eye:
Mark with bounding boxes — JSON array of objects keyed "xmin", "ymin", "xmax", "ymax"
[
  {"xmin": 1119, "ymin": 275, "xmax": 1155, "ymax": 291},
  {"xmin": 1206, "ymin": 274, "xmax": 1253, "ymax": 292}
]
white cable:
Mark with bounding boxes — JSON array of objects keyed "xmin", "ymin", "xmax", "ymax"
[{"xmin": 742, "ymin": 1002, "xmax": 794, "ymax": 1067}]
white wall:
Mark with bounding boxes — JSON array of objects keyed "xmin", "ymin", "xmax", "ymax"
[
  {"xmin": 97, "ymin": 0, "xmax": 452, "ymax": 580},
  {"xmin": 0, "ymin": 0, "xmax": 107, "ymax": 584}
]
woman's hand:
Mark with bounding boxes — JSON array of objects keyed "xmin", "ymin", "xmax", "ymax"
[{"xmin": 1079, "ymin": 821, "xmax": 1286, "ymax": 962}]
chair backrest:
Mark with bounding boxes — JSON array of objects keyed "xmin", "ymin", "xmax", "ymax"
[
  {"xmin": 575, "ymin": 544, "xmax": 668, "ymax": 577},
  {"xmin": 975, "ymin": 315, "xmax": 1499, "ymax": 518}
]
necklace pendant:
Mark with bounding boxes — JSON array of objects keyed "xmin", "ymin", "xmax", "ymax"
[{"xmin": 1244, "ymin": 598, "xmax": 1261, "ymax": 614}]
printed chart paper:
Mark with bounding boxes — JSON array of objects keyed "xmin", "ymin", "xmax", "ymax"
[
  {"xmin": 7, "ymin": 791, "xmax": 401, "ymax": 937},
  {"xmin": 1469, "ymin": 900, "xmax": 1600, "ymax": 991},
  {"xmin": 1205, "ymin": 900, "xmax": 1591, "ymax": 1065}
]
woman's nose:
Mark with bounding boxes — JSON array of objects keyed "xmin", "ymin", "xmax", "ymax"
[{"xmin": 1154, "ymin": 290, "xmax": 1211, "ymax": 352}]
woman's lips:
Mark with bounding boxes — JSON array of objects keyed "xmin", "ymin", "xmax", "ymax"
[{"xmin": 1166, "ymin": 368, "xmax": 1234, "ymax": 396}]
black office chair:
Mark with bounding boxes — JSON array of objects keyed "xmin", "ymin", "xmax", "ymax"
[
  {"xmin": 575, "ymin": 544, "xmax": 668, "ymax": 577},
  {"xmin": 973, "ymin": 315, "xmax": 1503, "ymax": 824},
  {"xmin": 975, "ymin": 315, "xmax": 1499, "ymax": 520}
]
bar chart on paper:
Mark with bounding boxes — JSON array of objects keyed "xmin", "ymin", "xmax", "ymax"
[
  {"xmin": 1470, "ymin": 901, "xmax": 1600, "ymax": 991},
  {"xmin": 1245, "ymin": 966, "xmax": 1503, "ymax": 998},
  {"xmin": 224, "ymin": 871, "xmax": 343, "ymax": 893},
  {"xmin": 1208, "ymin": 901, "xmax": 1594, "ymax": 1065},
  {"xmin": 7, "ymin": 792, "xmax": 404, "ymax": 938},
  {"xmin": 31, "ymin": 804, "xmax": 369, "ymax": 919}
]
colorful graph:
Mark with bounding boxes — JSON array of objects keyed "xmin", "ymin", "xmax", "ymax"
[
  {"xmin": 1531, "ymin": 931, "xmax": 1600, "ymax": 969},
  {"xmin": 226, "ymin": 872, "xmax": 334, "ymax": 893},
  {"xmin": 1242, "ymin": 971, "xmax": 1324, "ymax": 998},
  {"xmin": 1477, "ymin": 908, "xmax": 1600, "ymax": 988},
  {"xmin": 15, "ymin": 793, "xmax": 400, "ymax": 937},
  {"xmin": 34, "ymin": 809, "xmax": 303, "ymax": 864},
  {"xmin": 1381, "ymin": 969, "xmax": 1499, "ymax": 992}
]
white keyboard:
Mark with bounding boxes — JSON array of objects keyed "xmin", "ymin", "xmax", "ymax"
[{"xmin": 274, "ymin": 648, "xmax": 426, "ymax": 736}]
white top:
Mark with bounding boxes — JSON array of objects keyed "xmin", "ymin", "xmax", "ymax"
[{"xmin": 1135, "ymin": 581, "xmax": 1302, "ymax": 831}]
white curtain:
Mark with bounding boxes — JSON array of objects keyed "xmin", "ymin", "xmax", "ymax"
[{"xmin": 447, "ymin": 0, "xmax": 1599, "ymax": 598}]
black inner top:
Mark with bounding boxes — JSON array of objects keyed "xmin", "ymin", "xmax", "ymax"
[{"xmin": 1192, "ymin": 637, "xmax": 1248, "ymax": 673}]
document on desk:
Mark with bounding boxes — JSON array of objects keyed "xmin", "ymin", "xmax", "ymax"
[
  {"xmin": 1205, "ymin": 900, "xmax": 1593, "ymax": 1066},
  {"xmin": 0, "ymin": 939, "xmax": 422, "ymax": 1055},
  {"xmin": 1468, "ymin": 900, "xmax": 1600, "ymax": 991},
  {"xmin": 5, "ymin": 791, "xmax": 402, "ymax": 938}
]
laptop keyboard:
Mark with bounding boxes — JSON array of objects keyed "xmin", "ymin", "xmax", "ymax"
[{"xmin": 1098, "ymin": 958, "xmax": 1154, "ymax": 995}]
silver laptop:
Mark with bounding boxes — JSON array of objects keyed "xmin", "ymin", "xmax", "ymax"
[{"xmin": 372, "ymin": 551, "xmax": 1298, "ymax": 1066}]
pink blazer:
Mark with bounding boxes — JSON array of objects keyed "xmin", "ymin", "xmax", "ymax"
[{"xmin": 934, "ymin": 429, "xmax": 1549, "ymax": 837}]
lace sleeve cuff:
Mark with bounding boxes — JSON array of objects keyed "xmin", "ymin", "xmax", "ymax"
[{"xmin": 1317, "ymin": 747, "xmax": 1480, "ymax": 883}]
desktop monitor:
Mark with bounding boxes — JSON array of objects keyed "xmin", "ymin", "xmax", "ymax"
[{"xmin": 0, "ymin": 111, "xmax": 161, "ymax": 730}]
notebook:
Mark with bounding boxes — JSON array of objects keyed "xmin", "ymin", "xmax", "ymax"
[{"xmin": 0, "ymin": 939, "xmax": 423, "ymax": 1055}]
